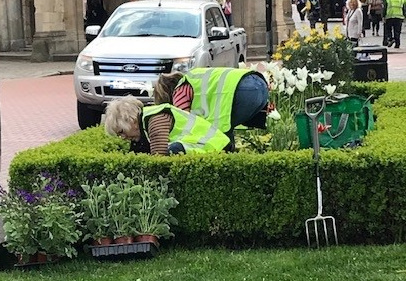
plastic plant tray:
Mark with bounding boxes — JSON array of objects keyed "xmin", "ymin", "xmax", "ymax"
[{"xmin": 88, "ymin": 241, "xmax": 159, "ymax": 260}]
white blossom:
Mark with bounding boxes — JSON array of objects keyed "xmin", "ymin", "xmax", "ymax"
[
  {"xmin": 296, "ymin": 66, "xmax": 309, "ymax": 80},
  {"xmin": 322, "ymin": 70, "xmax": 334, "ymax": 80},
  {"xmin": 295, "ymin": 79, "xmax": 307, "ymax": 92},
  {"xmin": 238, "ymin": 62, "xmax": 247, "ymax": 69},
  {"xmin": 309, "ymin": 70, "xmax": 324, "ymax": 83},
  {"xmin": 268, "ymin": 109, "xmax": 281, "ymax": 120},
  {"xmin": 323, "ymin": 84, "xmax": 337, "ymax": 95},
  {"xmin": 286, "ymin": 86, "xmax": 295, "ymax": 96}
]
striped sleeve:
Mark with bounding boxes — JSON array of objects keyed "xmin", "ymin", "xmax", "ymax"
[
  {"xmin": 172, "ymin": 83, "xmax": 194, "ymax": 111},
  {"xmin": 147, "ymin": 112, "xmax": 174, "ymax": 155}
]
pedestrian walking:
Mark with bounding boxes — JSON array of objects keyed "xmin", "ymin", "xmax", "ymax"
[
  {"xmin": 153, "ymin": 68, "xmax": 269, "ymax": 151},
  {"xmin": 345, "ymin": 0, "xmax": 364, "ymax": 46},
  {"xmin": 319, "ymin": 0, "xmax": 331, "ymax": 32},
  {"xmin": 222, "ymin": 0, "xmax": 233, "ymax": 27},
  {"xmin": 368, "ymin": 0, "xmax": 384, "ymax": 36},
  {"xmin": 383, "ymin": 0, "xmax": 406, "ymax": 48},
  {"xmin": 360, "ymin": 0, "xmax": 371, "ymax": 36},
  {"xmin": 104, "ymin": 96, "xmax": 230, "ymax": 155},
  {"xmin": 296, "ymin": 0, "xmax": 307, "ymax": 21},
  {"xmin": 305, "ymin": 0, "xmax": 321, "ymax": 29}
]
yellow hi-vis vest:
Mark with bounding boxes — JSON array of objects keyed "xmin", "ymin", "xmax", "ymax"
[
  {"xmin": 176, "ymin": 67, "xmax": 254, "ymax": 132},
  {"xmin": 142, "ymin": 104, "xmax": 230, "ymax": 153},
  {"xmin": 386, "ymin": 0, "xmax": 405, "ymax": 19}
]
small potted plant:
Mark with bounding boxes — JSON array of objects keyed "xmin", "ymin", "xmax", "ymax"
[
  {"xmin": 0, "ymin": 173, "xmax": 83, "ymax": 264},
  {"xmin": 105, "ymin": 173, "xmax": 140, "ymax": 244},
  {"xmin": 81, "ymin": 181, "xmax": 114, "ymax": 245},
  {"xmin": 0, "ymin": 187, "xmax": 39, "ymax": 264},
  {"xmin": 133, "ymin": 175, "xmax": 179, "ymax": 246}
]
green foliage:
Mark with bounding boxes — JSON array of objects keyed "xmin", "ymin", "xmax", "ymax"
[
  {"xmin": 273, "ymin": 25, "xmax": 354, "ymax": 86},
  {"xmin": 7, "ymin": 82, "xmax": 406, "ymax": 246},
  {"xmin": 0, "ymin": 174, "xmax": 82, "ymax": 258}
]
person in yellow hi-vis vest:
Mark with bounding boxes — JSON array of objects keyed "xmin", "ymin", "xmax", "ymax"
[
  {"xmin": 104, "ymin": 95, "xmax": 230, "ymax": 155},
  {"xmin": 153, "ymin": 68, "xmax": 270, "ymax": 151}
]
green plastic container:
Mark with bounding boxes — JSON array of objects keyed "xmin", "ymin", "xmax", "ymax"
[{"xmin": 295, "ymin": 95, "xmax": 374, "ymax": 149}]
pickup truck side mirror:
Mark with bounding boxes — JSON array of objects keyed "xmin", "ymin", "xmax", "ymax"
[
  {"xmin": 208, "ymin": 27, "xmax": 229, "ymax": 41},
  {"xmin": 85, "ymin": 25, "xmax": 101, "ymax": 43}
]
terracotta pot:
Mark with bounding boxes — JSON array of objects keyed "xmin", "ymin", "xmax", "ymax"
[
  {"xmin": 37, "ymin": 251, "xmax": 48, "ymax": 263},
  {"xmin": 135, "ymin": 235, "xmax": 159, "ymax": 246},
  {"xmin": 114, "ymin": 236, "xmax": 134, "ymax": 244},
  {"xmin": 17, "ymin": 253, "xmax": 37, "ymax": 264},
  {"xmin": 92, "ymin": 237, "xmax": 113, "ymax": 246}
]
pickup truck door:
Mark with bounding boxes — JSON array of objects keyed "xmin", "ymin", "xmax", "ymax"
[{"xmin": 205, "ymin": 8, "xmax": 235, "ymax": 67}]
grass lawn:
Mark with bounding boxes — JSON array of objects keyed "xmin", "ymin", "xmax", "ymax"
[{"xmin": 0, "ymin": 244, "xmax": 406, "ymax": 280}]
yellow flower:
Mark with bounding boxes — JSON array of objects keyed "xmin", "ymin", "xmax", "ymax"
[
  {"xmin": 284, "ymin": 55, "xmax": 292, "ymax": 61},
  {"xmin": 272, "ymin": 52, "xmax": 282, "ymax": 60},
  {"xmin": 293, "ymin": 42, "xmax": 300, "ymax": 50},
  {"xmin": 323, "ymin": 43, "xmax": 332, "ymax": 50}
]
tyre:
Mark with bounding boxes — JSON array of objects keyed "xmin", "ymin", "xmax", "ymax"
[{"xmin": 77, "ymin": 100, "xmax": 102, "ymax": 130}]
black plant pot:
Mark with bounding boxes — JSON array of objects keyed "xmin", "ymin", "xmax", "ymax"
[{"xmin": 88, "ymin": 241, "xmax": 159, "ymax": 261}]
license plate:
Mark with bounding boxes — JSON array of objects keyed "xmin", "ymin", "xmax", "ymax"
[{"xmin": 106, "ymin": 80, "xmax": 147, "ymax": 90}]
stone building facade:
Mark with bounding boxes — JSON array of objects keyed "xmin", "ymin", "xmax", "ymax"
[{"xmin": 0, "ymin": 0, "xmax": 294, "ymax": 61}]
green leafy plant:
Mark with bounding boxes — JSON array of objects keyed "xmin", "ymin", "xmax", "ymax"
[
  {"xmin": 134, "ymin": 175, "xmax": 179, "ymax": 239},
  {"xmin": 105, "ymin": 173, "xmax": 140, "ymax": 239},
  {"xmin": 0, "ymin": 173, "xmax": 82, "ymax": 261},
  {"xmin": 273, "ymin": 25, "xmax": 354, "ymax": 86},
  {"xmin": 81, "ymin": 181, "xmax": 113, "ymax": 241}
]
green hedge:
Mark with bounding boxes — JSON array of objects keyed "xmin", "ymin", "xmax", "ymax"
[{"xmin": 8, "ymin": 82, "xmax": 406, "ymax": 246}]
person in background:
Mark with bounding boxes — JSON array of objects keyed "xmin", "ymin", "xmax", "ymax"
[
  {"xmin": 383, "ymin": 0, "xmax": 406, "ymax": 48},
  {"xmin": 305, "ymin": 0, "xmax": 321, "ymax": 29},
  {"xmin": 222, "ymin": 0, "xmax": 233, "ymax": 27},
  {"xmin": 319, "ymin": 0, "xmax": 331, "ymax": 32},
  {"xmin": 368, "ymin": 0, "xmax": 384, "ymax": 36},
  {"xmin": 84, "ymin": 0, "xmax": 108, "ymax": 43},
  {"xmin": 360, "ymin": 0, "xmax": 371, "ymax": 36},
  {"xmin": 153, "ymin": 68, "xmax": 270, "ymax": 151},
  {"xmin": 296, "ymin": 0, "xmax": 307, "ymax": 21},
  {"xmin": 346, "ymin": 0, "xmax": 364, "ymax": 46},
  {"xmin": 104, "ymin": 96, "xmax": 230, "ymax": 156}
]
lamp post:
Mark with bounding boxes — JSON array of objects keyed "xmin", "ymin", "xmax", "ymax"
[{"xmin": 265, "ymin": 0, "xmax": 273, "ymax": 61}]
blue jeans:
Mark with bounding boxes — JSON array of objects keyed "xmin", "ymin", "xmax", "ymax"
[{"xmin": 225, "ymin": 73, "xmax": 269, "ymax": 150}]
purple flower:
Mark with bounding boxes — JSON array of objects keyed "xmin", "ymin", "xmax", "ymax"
[
  {"xmin": 66, "ymin": 189, "xmax": 78, "ymax": 198},
  {"xmin": 55, "ymin": 179, "xmax": 65, "ymax": 189},
  {"xmin": 40, "ymin": 171, "xmax": 52, "ymax": 179},
  {"xmin": 22, "ymin": 193, "xmax": 37, "ymax": 204},
  {"xmin": 44, "ymin": 184, "xmax": 54, "ymax": 193}
]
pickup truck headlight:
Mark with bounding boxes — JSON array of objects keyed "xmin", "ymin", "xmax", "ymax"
[
  {"xmin": 172, "ymin": 57, "xmax": 196, "ymax": 73},
  {"xmin": 77, "ymin": 54, "xmax": 94, "ymax": 72}
]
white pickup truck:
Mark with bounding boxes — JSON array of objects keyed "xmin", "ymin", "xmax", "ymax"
[{"xmin": 74, "ymin": 0, "xmax": 247, "ymax": 129}]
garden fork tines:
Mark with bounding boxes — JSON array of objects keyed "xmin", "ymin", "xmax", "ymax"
[{"xmin": 304, "ymin": 96, "xmax": 338, "ymax": 249}]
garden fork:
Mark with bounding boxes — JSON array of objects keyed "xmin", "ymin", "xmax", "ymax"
[{"xmin": 304, "ymin": 96, "xmax": 338, "ymax": 249}]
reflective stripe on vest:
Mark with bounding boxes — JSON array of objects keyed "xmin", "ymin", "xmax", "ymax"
[
  {"xmin": 142, "ymin": 104, "xmax": 229, "ymax": 153},
  {"xmin": 177, "ymin": 68, "xmax": 254, "ymax": 132}
]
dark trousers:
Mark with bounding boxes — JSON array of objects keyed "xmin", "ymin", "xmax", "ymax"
[
  {"xmin": 296, "ymin": 3, "xmax": 306, "ymax": 20},
  {"xmin": 386, "ymin": 18, "xmax": 403, "ymax": 47}
]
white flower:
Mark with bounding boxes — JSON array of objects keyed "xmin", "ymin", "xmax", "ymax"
[
  {"xmin": 339, "ymin": 80, "xmax": 346, "ymax": 87},
  {"xmin": 295, "ymin": 79, "xmax": 307, "ymax": 92},
  {"xmin": 238, "ymin": 62, "xmax": 247, "ymax": 69},
  {"xmin": 285, "ymin": 72, "xmax": 296, "ymax": 87},
  {"xmin": 277, "ymin": 82, "xmax": 285, "ymax": 93},
  {"xmin": 322, "ymin": 70, "xmax": 334, "ymax": 80},
  {"xmin": 268, "ymin": 109, "xmax": 281, "ymax": 120},
  {"xmin": 272, "ymin": 69, "xmax": 284, "ymax": 84},
  {"xmin": 323, "ymin": 84, "xmax": 337, "ymax": 95},
  {"xmin": 286, "ymin": 86, "xmax": 295, "ymax": 96},
  {"xmin": 249, "ymin": 63, "xmax": 259, "ymax": 71},
  {"xmin": 296, "ymin": 66, "xmax": 309, "ymax": 80},
  {"xmin": 309, "ymin": 70, "xmax": 324, "ymax": 83},
  {"xmin": 263, "ymin": 61, "xmax": 280, "ymax": 73}
]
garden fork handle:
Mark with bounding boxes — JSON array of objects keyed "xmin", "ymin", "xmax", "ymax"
[{"xmin": 305, "ymin": 96, "xmax": 326, "ymax": 119}]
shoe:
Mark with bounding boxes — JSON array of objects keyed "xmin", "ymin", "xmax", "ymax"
[
  {"xmin": 387, "ymin": 40, "xmax": 395, "ymax": 47},
  {"xmin": 383, "ymin": 41, "xmax": 388, "ymax": 46},
  {"xmin": 372, "ymin": 31, "xmax": 375, "ymax": 36},
  {"xmin": 394, "ymin": 45, "xmax": 400, "ymax": 49},
  {"xmin": 376, "ymin": 32, "xmax": 379, "ymax": 36}
]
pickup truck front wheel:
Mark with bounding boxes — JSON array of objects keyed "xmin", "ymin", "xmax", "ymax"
[{"xmin": 77, "ymin": 100, "xmax": 102, "ymax": 130}]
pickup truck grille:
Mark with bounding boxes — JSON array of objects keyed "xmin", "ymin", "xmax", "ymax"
[
  {"xmin": 95, "ymin": 86, "xmax": 150, "ymax": 97},
  {"xmin": 92, "ymin": 59, "xmax": 173, "ymax": 76}
]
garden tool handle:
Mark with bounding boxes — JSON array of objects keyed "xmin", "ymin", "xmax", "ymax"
[{"xmin": 305, "ymin": 96, "xmax": 326, "ymax": 119}]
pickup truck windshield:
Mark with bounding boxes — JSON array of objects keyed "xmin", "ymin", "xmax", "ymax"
[{"xmin": 102, "ymin": 8, "xmax": 201, "ymax": 38}]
